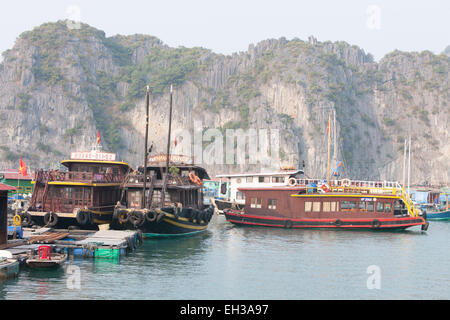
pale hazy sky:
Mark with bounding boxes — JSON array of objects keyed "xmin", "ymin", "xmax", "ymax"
[{"xmin": 0, "ymin": 0, "xmax": 448, "ymax": 61}]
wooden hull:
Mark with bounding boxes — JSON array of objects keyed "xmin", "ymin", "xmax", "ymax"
[
  {"xmin": 113, "ymin": 206, "xmax": 214, "ymax": 238},
  {"xmin": 213, "ymin": 199, "xmax": 243, "ymax": 214},
  {"xmin": 224, "ymin": 210, "xmax": 427, "ymax": 231},
  {"xmin": 26, "ymin": 253, "xmax": 68, "ymax": 269},
  {"xmin": 0, "ymin": 259, "xmax": 19, "ymax": 280}
]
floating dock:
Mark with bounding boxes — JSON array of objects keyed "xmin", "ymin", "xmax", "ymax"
[{"xmin": 1, "ymin": 227, "xmax": 143, "ymax": 268}]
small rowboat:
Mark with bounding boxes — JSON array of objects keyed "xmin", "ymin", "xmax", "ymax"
[
  {"xmin": 0, "ymin": 251, "xmax": 20, "ymax": 280},
  {"xmin": 26, "ymin": 245, "xmax": 68, "ymax": 269}
]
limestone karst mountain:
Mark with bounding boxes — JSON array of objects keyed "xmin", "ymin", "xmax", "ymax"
[{"xmin": 0, "ymin": 21, "xmax": 448, "ymax": 184}]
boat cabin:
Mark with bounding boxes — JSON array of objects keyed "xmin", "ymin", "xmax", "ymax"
[
  {"xmin": 28, "ymin": 149, "xmax": 132, "ymax": 226},
  {"xmin": 121, "ymin": 154, "xmax": 209, "ymax": 210},
  {"xmin": 239, "ymin": 180, "xmax": 413, "ymax": 220}
]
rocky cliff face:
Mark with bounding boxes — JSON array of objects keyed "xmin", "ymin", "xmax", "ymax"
[{"xmin": 0, "ymin": 21, "xmax": 448, "ymax": 185}]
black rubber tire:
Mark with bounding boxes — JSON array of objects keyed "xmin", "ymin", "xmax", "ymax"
[
  {"xmin": 20, "ymin": 211, "xmax": 33, "ymax": 227},
  {"xmin": 372, "ymin": 219, "xmax": 381, "ymax": 229},
  {"xmin": 145, "ymin": 210, "xmax": 157, "ymax": 222},
  {"xmin": 335, "ymin": 219, "xmax": 343, "ymax": 227},
  {"xmin": 156, "ymin": 211, "xmax": 166, "ymax": 223},
  {"xmin": 129, "ymin": 212, "xmax": 145, "ymax": 228},
  {"xmin": 285, "ymin": 220, "xmax": 293, "ymax": 229},
  {"xmin": 44, "ymin": 212, "xmax": 58, "ymax": 227},
  {"xmin": 76, "ymin": 210, "xmax": 90, "ymax": 225}
]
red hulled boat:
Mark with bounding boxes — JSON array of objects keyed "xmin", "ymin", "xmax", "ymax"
[{"xmin": 224, "ymin": 179, "xmax": 428, "ymax": 231}]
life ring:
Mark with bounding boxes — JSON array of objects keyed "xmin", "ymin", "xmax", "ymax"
[
  {"xmin": 320, "ymin": 184, "xmax": 330, "ymax": 192},
  {"xmin": 189, "ymin": 172, "xmax": 199, "ymax": 184},
  {"xmin": 285, "ymin": 220, "xmax": 293, "ymax": 229},
  {"xmin": 288, "ymin": 177, "xmax": 297, "ymax": 186},
  {"xmin": 372, "ymin": 219, "xmax": 381, "ymax": 229},
  {"xmin": 13, "ymin": 214, "xmax": 21, "ymax": 226},
  {"xmin": 44, "ymin": 212, "xmax": 58, "ymax": 227},
  {"xmin": 194, "ymin": 175, "xmax": 202, "ymax": 186},
  {"xmin": 335, "ymin": 219, "xmax": 342, "ymax": 227},
  {"xmin": 342, "ymin": 179, "xmax": 350, "ymax": 187},
  {"xmin": 20, "ymin": 211, "xmax": 32, "ymax": 227}
]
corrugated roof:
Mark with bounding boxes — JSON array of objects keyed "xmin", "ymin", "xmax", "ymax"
[
  {"xmin": 1, "ymin": 172, "xmax": 33, "ymax": 180},
  {"xmin": 0, "ymin": 183, "xmax": 17, "ymax": 191}
]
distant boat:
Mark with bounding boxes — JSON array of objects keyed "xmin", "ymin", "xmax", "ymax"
[
  {"xmin": 214, "ymin": 168, "xmax": 305, "ymax": 214},
  {"xmin": 0, "ymin": 251, "xmax": 19, "ymax": 280}
]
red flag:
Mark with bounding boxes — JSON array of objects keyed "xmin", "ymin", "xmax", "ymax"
[
  {"xmin": 327, "ymin": 120, "xmax": 330, "ymax": 135},
  {"xmin": 19, "ymin": 157, "xmax": 27, "ymax": 176},
  {"xmin": 174, "ymin": 136, "xmax": 177, "ymax": 147},
  {"xmin": 97, "ymin": 131, "xmax": 101, "ymax": 144}
]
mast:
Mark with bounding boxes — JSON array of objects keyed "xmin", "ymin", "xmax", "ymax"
[
  {"xmin": 327, "ymin": 112, "xmax": 331, "ymax": 183},
  {"xmin": 402, "ymin": 138, "xmax": 407, "ymax": 187},
  {"xmin": 143, "ymin": 86, "xmax": 150, "ymax": 209},
  {"xmin": 332, "ymin": 109, "xmax": 337, "ymax": 178},
  {"xmin": 161, "ymin": 84, "xmax": 173, "ymax": 207},
  {"xmin": 407, "ymin": 135, "xmax": 411, "ymax": 195}
]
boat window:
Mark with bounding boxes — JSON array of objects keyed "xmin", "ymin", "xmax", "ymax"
[
  {"xmin": 256, "ymin": 198, "xmax": 262, "ymax": 208},
  {"xmin": 367, "ymin": 202, "xmax": 374, "ymax": 211},
  {"xmin": 272, "ymin": 176, "xmax": 284, "ymax": 183},
  {"xmin": 359, "ymin": 202, "xmax": 366, "ymax": 211},
  {"xmin": 323, "ymin": 202, "xmax": 330, "ymax": 212},
  {"xmin": 313, "ymin": 202, "xmax": 321, "ymax": 212},
  {"xmin": 236, "ymin": 191, "xmax": 245, "ymax": 200},
  {"xmin": 376, "ymin": 202, "xmax": 384, "ymax": 212},
  {"xmin": 258, "ymin": 176, "xmax": 264, "ymax": 183},
  {"xmin": 349, "ymin": 201, "xmax": 357, "ymax": 209},
  {"xmin": 268, "ymin": 199, "xmax": 277, "ymax": 209},
  {"xmin": 246, "ymin": 176, "xmax": 253, "ymax": 183},
  {"xmin": 305, "ymin": 201, "xmax": 312, "ymax": 212},
  {"xmin": 341, "ymin": 201, "xmax": 350, "ymax": 210},
  {"xmin": 250, "ymin": 198, "xmax": 257, "ymax": 208},
  {"xmin": 384, "ymin": 203, "xmax": 392, "ymax": 213},
  {"xmin": 332, "ymin": 201, "xmax": 338, "ymax": 212},
  {"xmin": 258, "ymin": 176, "xmax": 270, "ymax": 183},
  {"xmin": 129, "ymin": 191, "xmax": 142, "ymax": 209},
  {"xmin": 113, "ymin": 167, "xmax": 119, "ymax": 175}
]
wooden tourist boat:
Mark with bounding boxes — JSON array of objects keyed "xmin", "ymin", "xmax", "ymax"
[
  {"xmin": 113, "ymin": 154, "xmax": 214, "ymax": 237},
  {"xmin": 26, "ymin": 245, "xmax": 67, "ymax": 268},
  {"xmin": 112, "ymin": 86, "xmax": 214, "ymax": 237},
  {"xmin": 224, "ymin": 179, "xmax": 429, "ymax": 231},
  {"xmin": 24, "ymin": 147, "xmax": 132, "ymax": 228}
]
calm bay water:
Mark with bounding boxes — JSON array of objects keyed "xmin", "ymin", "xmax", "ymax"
[{"xmin": 1, "ymin": 215, "xmax": 449, "ymax": 300}]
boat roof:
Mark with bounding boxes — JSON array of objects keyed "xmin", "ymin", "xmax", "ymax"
[
  {"xmin": 216, "ymin": 169, "xmax": 303, "ymax": 178},
  {"xmin": 0, "ymin": 183, "xmax": 17, "ymax": 191},
  {"xmin": 61, "ymin": 159, "xmax": 132, "ymax": 168}
]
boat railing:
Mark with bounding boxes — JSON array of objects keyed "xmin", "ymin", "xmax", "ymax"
[
  {"xmin": 292, "ymin": 178, "xmax": 419, "ymax": 217},
  {"xmin": 35, "ymin": 170, "xmax": 124, "ymax": 184},
  {"xmin": 124, "ymin": 172, "xmax": 195, "ymax": 186}
]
